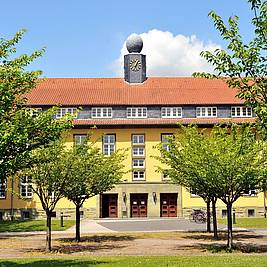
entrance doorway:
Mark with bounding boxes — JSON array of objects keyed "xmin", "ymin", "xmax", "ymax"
[
  {"xmin": 130, "ymin": 194, "xmax": 148, "ymax": 217},
  {"xmin": 160, "ymin": 193, "xmax": 177, "ymax": 217},
  {"xmin": 101, "ymin": 194, "xmax": 118, "ymax": 218}
]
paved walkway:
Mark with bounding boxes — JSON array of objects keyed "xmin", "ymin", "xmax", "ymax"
[{"xmin": 0, "ymin": 218, "xmax": 253, "ymax": 236}]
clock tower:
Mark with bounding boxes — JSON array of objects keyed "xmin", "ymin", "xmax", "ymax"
[{"xmin": 124, "ymin": 34, "xmax": 146, "ymax": 83}]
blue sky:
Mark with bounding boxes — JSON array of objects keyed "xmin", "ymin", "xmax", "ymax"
[{"xmin": 0, "ymin": 0, "xmax": 254, "ymax": 77}]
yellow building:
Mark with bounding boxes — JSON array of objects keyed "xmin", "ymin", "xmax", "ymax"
[{"xmin": 0, "ymin": 35, "xmax": 264, "ymax": 220}]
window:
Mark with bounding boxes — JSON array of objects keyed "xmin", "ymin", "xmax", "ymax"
[
  {"xmin": 132, "ymin": 147, "xmax": 145, "ymax": 157},
  {"xmin": 222, "ymin": 209, "xmax": 227, "ymax": 218},
  {"xmin": 196, "ymin": 107, "xmax": 217, "ymax": 118},
  {"xmin": 133, "ymin": 159, "xmax": 145, "ymax": 168},
  {"xmin": 161, "ymin": 107, "xmax": 182, "ymax": 118},
  {"xmin": 248, "ymin": 209, "xmax": 255, "ymax": 217},
  {"xmin": 231, "ymin": 106, "xmax": 252, "ymax": 117},
  {"xmin": 132, "ymin": 134, "xmax": 145, "ymax": 145},
  {"xmin": 133, "ymin": 171, "xmax": 145, "ymax": 181},
  {"xmin": 74, "ymin": 134, "xmax": 87, "ymax": 146},
  {"xmin": 29, "ymin": 107, "xmax": 42, "ymax": 116},
  {"xmin": 20, "ymin": 176, "xmax": 33, "ymax": 198},
  {"xmin": 127, "ymin": 107, "xmax": 147, "ymax": 118},
  {"xmin": 91, "ymin": 107, "xmax": 112, "ymax": 118},
  {"xmin": 103, "ymin": 134, "xmax": 116, "ymax": 156},
  {"xmin": 162, "ymin": 172, "xmax": 171, "ymax": 181},
  {"xmin": 22, "ymin": 211, "xmax": 30, "ymax": 220},
  {"xmin": 161, "ymin": 134, "xmax": 173, "ymax": 151},
  {"xmin": 56, "ymin": 108, "xmax": 77, "ymax": 119},
  {"xmin": 190, "ymin": 188, "xmax": 199, "ymax": 197},
  {"xmin": 0, "ymin": 180, "xmax": 6, "ymax": 199},
  {"xmin": 243, "ymin": 187, "xmax": 257, "ymax": 196},
  {"xmin": 48, "ymin": 190, "xmax": 55, "ymax": 198}
]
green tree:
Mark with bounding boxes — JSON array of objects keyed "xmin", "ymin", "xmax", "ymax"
[
  {"xmin": 63, "ymin": 137, "xmax": 126, "ymax": 242},
  {"xmin": 193, "ymin": 0, "xmax": 267, "ymax": 134},
  {"xmin": 156, "ymin": 126, "xmax": 219, "ymax": 238},
  {"xmin": 156, "ymin": 124, "xmax": 263, "ymax": 249},
  {"xmin": 0, "ymin": 30, "xmax": 72, "ymax": 184},
  {"xmin": 21, "ymin": 140, "xmax": 73, "ymax": 252}
]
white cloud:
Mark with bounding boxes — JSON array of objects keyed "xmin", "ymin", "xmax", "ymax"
[{"xmin": 111, "ymin": 29, "xmax": 221, "ymax": 77}]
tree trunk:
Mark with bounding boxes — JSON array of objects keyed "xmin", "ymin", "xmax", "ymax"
[
  {"xmin": 226, "ymin": 203, "xmax": 233, "ymax": 249},
  {"xmin": 206, "ymin": 200, "xmax": 211, "ymax": 233},
  {"xmin": 212, "ymin": 198, "xmax": 218, "ymax": 239},
  {"xmin": 75, "ymin": 204, "xmax": 81, "ymax": 242},
  {"xmin": 46, "ymin": 212, "xmax": 52, "ymax": 252}
]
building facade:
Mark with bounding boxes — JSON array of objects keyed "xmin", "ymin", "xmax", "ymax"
[{"xmin": 0, "ymin": 35, "xmax": 265, "ymax": 221}]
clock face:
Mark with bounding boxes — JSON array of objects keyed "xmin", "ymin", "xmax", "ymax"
[{"xmin": 129, "ymin": 58, "xmax": 141, "ymax": 71}]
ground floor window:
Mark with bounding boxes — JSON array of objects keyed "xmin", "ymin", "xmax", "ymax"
[
  {"xmin": 248, "ymin": 209, "xmax": 255, "ymax": 217},
  {"xmin": 20, "ymin": 176, "xmax": 33, "ymax": 198},
  {"xmin": 0, "ymin": 181, "xmax": 6, "ymax": 199}
]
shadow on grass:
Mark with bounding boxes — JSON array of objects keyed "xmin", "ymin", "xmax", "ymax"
[
  {"xmin": 59, "ymin": 235, "xmax": 136, "ymax": 243},
  {"xmin": 31, "ymin": 235, "xmax": 137, "ymax": 254},
  {"xmin": 0, "ymin": 259, "xmax": 108, "ymax": 266},
  {"xmin": 183, "ymin": 231, "xmax": 263, "ymax": 241},
  {"xmin": 194, "ymin": 242, "xmax": 267, "ymax": 253},
  {"xmin": 26, "ymin": 243, "xmax": 125, "ymax": 254}
]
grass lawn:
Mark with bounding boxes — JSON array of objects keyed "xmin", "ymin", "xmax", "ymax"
[
  {"xmin": 218, "ymin": 217, "xmax": 267, "ymax": 228},
  {"xmin": 0, "ymin": 220, "xmax": 75, "ymax": 232},
  {"xmin": 0, "ymin": 256, "xmax": 267, "ymax": 267}
]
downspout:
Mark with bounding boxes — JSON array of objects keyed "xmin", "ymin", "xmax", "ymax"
[{"xmin": 10, "ymin": 175, "xmax": 14, "ymax": 221}]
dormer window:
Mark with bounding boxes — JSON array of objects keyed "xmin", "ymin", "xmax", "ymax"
[
  {"xmin": 56, "ymin": 108, "xmax": 77, "ymax": 119},
  {"xmin": 196, "ymin": 107, "xmax": 217, "ymax": 118},
  {"xmin": 91, "ymin": 107, "xmax": 112, "ymax": 118},
  {"xmin": 161, "ymin": 107, "xmax": 182, "ymax": 118},
  {"xmin": 231, "ymin": 106, "xmax": 252, "ymax": 118},
  {"xmin": 127, "ymin": 107, "xmax": 147, "ymax": 118}
]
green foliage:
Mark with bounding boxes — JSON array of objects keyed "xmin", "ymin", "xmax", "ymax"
[
  {"xmin": 156, "ymin": 123, "xmax": 265, "ymax": 248},
  {"xmin": 193, "ymin": 1, "xmax": 267, "ymax": 134},
  {"xmin": 156, "ymin": 124, "xmax": 263, "ymax": 204},
  {"xmin": 63, "ymin": 135, "xmax": 126, "ymax": 207},
  {"xmin": 0, "ymin": 30, "xmax": 73, "ymax": 181},
  {"xmin": 22, "ymin": 140, "xmax": 73, "ymax": 213}
]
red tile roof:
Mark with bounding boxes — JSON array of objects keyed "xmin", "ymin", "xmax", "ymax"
[
  {"xmin": 27, "ymin": 77, "xmax": 243, "ymax": 106},
  {"xmin": 74, "ymin": 118, "xmax": 255, "ymax": 126}
]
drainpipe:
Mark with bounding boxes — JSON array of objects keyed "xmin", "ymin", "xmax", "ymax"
[
  {"xmin": 10, "ymin": 175, "xmax": 14, "ymax": 221},
  {"xmin": 264, "ymin": 189, "xmax": 266, "ymax": 219}
]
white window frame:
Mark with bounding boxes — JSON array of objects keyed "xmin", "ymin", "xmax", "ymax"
[
  {"xmin": 132, "ymin": 147, "xmax": 145, "ymax": 157},
  {"xmin": 56, "ymin": 108, "xmax": 77, "ymax": 119},
  {"xmin": 20, "ymin": 176, "xmax": 33, "ymax": 198},
  {"xmin": 0, "ymin": 180, "xmax": 6, "ymax": 199},
  {"xmin": 91, "ymin": 107, "xmax": 112, "ymax": 118},
  {"xmin": 161, "ymin": 134, "xmax": 173, "ymax": 152},
  {"xmin": 29, "ymin": 107, "xmax": 42, "ymax": 116},
  {"xmin": 243, "ymin": 188, "xmax": 257, "ymax": 196},
  {"xmin": 196, "ymin": 107, "xmax": 217, "ymax": 118},
  {"xmin": 133, "ymin": 170, "xmax": 145, "ymax": 181},
  {"xmin": 161, "ymin": 107, "xmax": 182, "ymax": 118},
  {"xmin": 132, "ymin": 159, "xmax": 145, "ymax": 168},
  {"xmin": 231, "ymin": 106, "xmax": 252, "ymax": 118},
  {"xmin": 74, "ymin": 134, "xmax": 87, "ymax": 146},
  {"xmin": 132, "ymin": 134, "xmax": 145, "ymax": 145},
  {"xmin": 103, "ymin": 134, "xmax": 116, "ymax": 156},
  {"xmin": 127, "ymin": 107, "xmax": 147, "ymax": 118},
  {"xmin": 162, "ymin": 172, "xmax": 171, "ymax": 181},
  {"xmin": 190, "ymin": 188, "xmax": 200, "ymax": 197}
]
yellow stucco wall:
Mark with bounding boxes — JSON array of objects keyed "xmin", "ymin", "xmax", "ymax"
[{"xmin": 1, "ymin": 127, "xmax": 264, "ymax": 218}]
